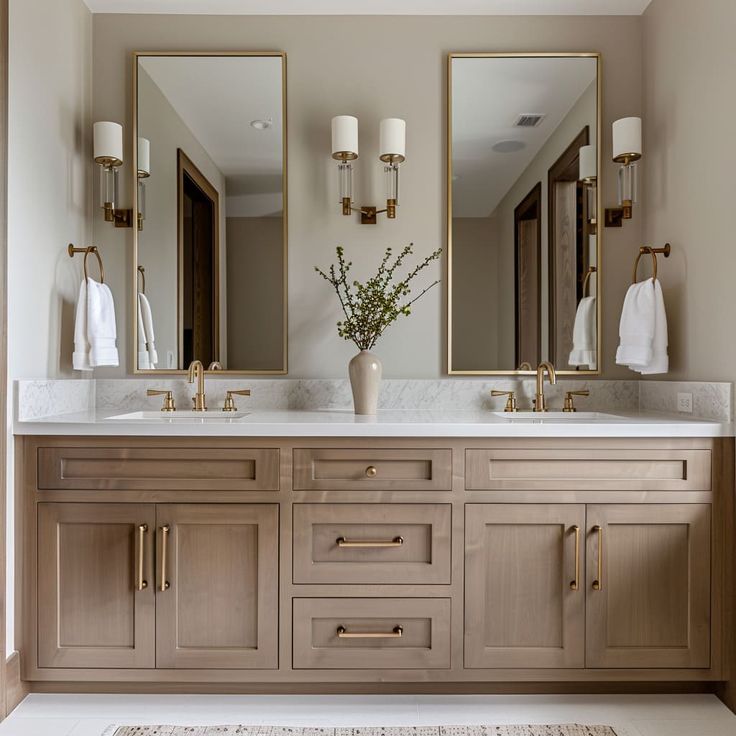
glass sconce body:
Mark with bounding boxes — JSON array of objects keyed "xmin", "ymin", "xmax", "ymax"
[
  {"xmin": 99, "ymin": 164, "xmax": 119, "ymax": 222},
  {"xmin": 617, "ymin": 161, "xmax": 638, "ymax": 218}
]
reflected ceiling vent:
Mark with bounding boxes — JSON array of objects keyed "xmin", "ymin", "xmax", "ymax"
[{"xmin": 514, "ymin": 113, "xmax": 546, "ymax": 128}]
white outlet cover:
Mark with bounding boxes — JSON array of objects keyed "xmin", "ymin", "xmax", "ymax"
[{"xmin": 677, "ymin": 392, "xmax": 693, "ymax": 413}]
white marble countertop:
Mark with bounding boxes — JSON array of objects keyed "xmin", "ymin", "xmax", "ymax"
[{"xmin": 12, "ymin": 408, "xmax": 734, "ymax": 438}]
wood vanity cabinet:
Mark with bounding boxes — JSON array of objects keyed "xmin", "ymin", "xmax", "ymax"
[{"xmin": 19, "ymin": 436, "xmax": 730, "ymax": 691}]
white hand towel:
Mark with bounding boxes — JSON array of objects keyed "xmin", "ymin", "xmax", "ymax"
[
  {"xmin": 568, "ymin": 296, "xmax": 597, "ymax": 369},
  {"xmin": 616, "ymin": 278, "xmax": 656, "ymax": 369},
  {"xmin": 137, "ymin": 294, "xmax": 150, "ymax": 370},
  {"xmin": 86, "ymin": 278, "xmax": 119, "ymax": 367},
  {"xmin": 72, "ymin": 279, "xmax": 92, "ymax": 371},
  {"xmin": 138, "ymin": 291, "xmax": 158, "ymax": 367},
  {"xmin": 638, "ymin": 279, "xmax": 669, "ymax": 375}
]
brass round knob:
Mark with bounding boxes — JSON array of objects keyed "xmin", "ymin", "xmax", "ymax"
[{"xmin": 365, "ymin": 465, "xmax": 377, "ymax": 478}]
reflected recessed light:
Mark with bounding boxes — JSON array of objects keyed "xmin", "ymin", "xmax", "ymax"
[
  {"xmin": 250, "ymin": 118, "xmax": 272, "ymax": 130},
  {"xmin": 492, "ymin": 140, "xmax": 526, "ymax": 154}
]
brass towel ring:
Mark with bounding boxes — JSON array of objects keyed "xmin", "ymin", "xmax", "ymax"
[
  {"xmin": 137, "ymin": 265, "xmax": 146, "ymax": 294},
  {"xmin": 583, "ymin": 266, "xmax": 597, "ymax": 297},
  {"xmin": 632, "ymin": 243, "xmax": 671, "ymax": 284},
  {"xmin": 68, "ymin": 244, "xmax": 105, "ymax": 283}
]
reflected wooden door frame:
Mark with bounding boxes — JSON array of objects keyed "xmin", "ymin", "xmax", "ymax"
[
  {"xmin": 547, "ymin": 126, "xmax": 589, "ymax": 366},
  {"xmin": 177, "ymin": 148, "xmax": 220, "ymax": 368},
  {"xmin": 513, "ymin": 182, "xmax": 542, "ymax": 368}
]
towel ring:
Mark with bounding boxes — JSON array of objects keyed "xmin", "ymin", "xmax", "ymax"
[
  {"xmin": 137, "ymin": 265, "xmax": 146, "ymax": 294},
  {"xmin": 68, "ymin": 244, "xmax": 105, "ymax": 283},
  {"xmin": 632, "ymin": 243, "xmax": 671, "ymax": 284},
  {"xmin": 583, "ymin": 266, "xmax": 597, "ymax": 297}
]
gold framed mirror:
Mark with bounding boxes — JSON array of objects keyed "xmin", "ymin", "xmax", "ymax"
[
  {"xmin": 447, "ymin": 52, "xmax": 601, "ymax": 375},
  {"xmin": 132, "ymin": 51, "xmax": 287, "ymax": 374}
]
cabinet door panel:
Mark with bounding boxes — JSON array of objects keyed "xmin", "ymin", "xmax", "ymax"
[
  {"xmin": 155, "ymin": 504, "xmax": 278, "ymax": 669},
  {"xmin": 465, "ymin": 504, "xmax": 585, "ymax": 668},
  {"xmin": 586, "ymin": 504, "xmax": 711, "ymax": 668},
  {"xmin": 38, "ymin": 503, "xmax": 155, "ymax": 668}
]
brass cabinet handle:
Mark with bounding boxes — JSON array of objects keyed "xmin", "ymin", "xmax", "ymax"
[
  {"xmin": 592, "ymin": 525, "xmax": 603, "ymax": 591},
  {"xmin": 569, "ymin": 525, "xmax": 580, "ymax": 591},
  {"xmin": 336, "ymin": 625, "xmax": 403, "ymax": 639},
  {"xmin": 336, "ymin": 536, "xmax": 404, "ymax": 548},
  {"xmin": 365, "ymin": 465, "xmax": 378, "ymax": 478},
  {"xmin": 160, "ymin": 525, "xmax": 171, "ymax": 591},
  {"xmin": 137, "ymin": 524, "xmax": 148, "ymax": 591}
]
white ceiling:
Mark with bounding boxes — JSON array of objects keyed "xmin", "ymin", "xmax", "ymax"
[
  {"xmin": 84, "ymin": 0, "xmax": 652, "ymax": 15},
  {"xmin": 452, "ymin": 56, "xmax": 596, "ymax": 218}
]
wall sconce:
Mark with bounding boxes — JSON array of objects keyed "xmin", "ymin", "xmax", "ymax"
[
  {"xmin": 331, "ymin": 115, "xmax": 406, "ymax": 225},
  {"xmin": 137, "ymin": 137, "xmax": 150, "ymax": 231},
  {"xmin": 578, "ymin": 143, "xmax": 597, "ymax": 235},
  {"xmin": 94, "ymin": 121, "xmax": 132, "ymax": 228},
  {"xmin": 605, "ymin": 116, "xmax": 641, "ymax": 227}
]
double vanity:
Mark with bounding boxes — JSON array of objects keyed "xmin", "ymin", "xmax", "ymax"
[{"xmin": 14, "ymin": 379, "xmax": 733, "ymax": 692}]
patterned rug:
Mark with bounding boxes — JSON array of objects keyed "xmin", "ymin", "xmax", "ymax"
[{"xmin": 110, "ymin": 726, "xmax": 618, "ymax": 736}]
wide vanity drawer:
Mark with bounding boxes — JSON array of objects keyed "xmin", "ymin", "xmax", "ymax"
[
  {"xmin": 293, "ymin": 448, "xmax": 452, "ymax": 491},
  {"xmin": 292, "ymin": 598, "xmax": 451, "ymax": 669},
  {"xmin": 292, "ymin": 503, "xmax": 451, "ymax": 584},
  {"xmin": 37, "ymin": 447, "xmax": 280, "ymax": 491},
  {"xmin": 465, "ymin": 448, "xmax": 711, "ymax": 492}
]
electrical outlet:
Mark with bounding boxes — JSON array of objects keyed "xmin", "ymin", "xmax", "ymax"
[{"xmin": 677, "ymin": 392, "xmax": 693, "ymax": 414}]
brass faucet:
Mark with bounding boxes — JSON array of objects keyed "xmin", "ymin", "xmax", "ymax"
[
  {"xmin": 188, "ymin": 360, "xmax": 207, "ymax": 411},
  {"xmin": 534, "ymin": 361, "xmax": 557, "ymax": 412}
]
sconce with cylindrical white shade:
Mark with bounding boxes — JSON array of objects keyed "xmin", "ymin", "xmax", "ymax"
[
  {"xmin": 606, "ymin": 116, "xmax": 642, "ymax": 227},
  {"xmin": 93, "ymin": 120, "xmax": 132, "ymax": 228},
  {"xmin": 579, "ymin": 144, "xmax": 597, "ymax": 234},
  {"xmin": 330, "ymin": 115, "xmax": 406, "ymax": 224}
]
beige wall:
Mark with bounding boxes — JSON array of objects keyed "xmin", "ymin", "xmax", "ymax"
[
  {"xmin": 226, "ymin": 216, "xmax": 285, "ymax": 370},
  {"xmin": 91, "ymin": 13, "xmax": 642, "ymax": 378},
  {"xmin": 642, "ymin": 0, "xmax": 736, "ymax": 382}
]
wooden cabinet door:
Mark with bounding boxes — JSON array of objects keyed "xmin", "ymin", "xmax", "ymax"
[
  {"xmin": 465, "ymin": 504, "xmax": 585, "ymax": 668},
  {"xmin": 155, "ymin": 504, "xmax": 279, "ymax": 669},
  {"xmin": 38, "ymin": 503, "xmax": 155, "ymax": 668},
  {"xmin": 586, "ymin": 504, "xmax": 711, "ymax": 668}
]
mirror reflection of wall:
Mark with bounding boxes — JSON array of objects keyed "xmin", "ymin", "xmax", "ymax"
[
  {"xmin": 135, "ymin": 53, "xmax": 286, "ymax": 373},
  {"xmin": 449, "ymin": 54, "xmax": 600, "ymax": 375}
]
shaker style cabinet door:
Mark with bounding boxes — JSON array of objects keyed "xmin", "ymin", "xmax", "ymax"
[
  {"xmin": 464, "ymin": 504, "xmax": 586, "ymax": 668},
  {"xmin": 37, "ymin": 503, "xmax": 156, "ymax": 668},
  {"xmin": 155, "ymin": 504, "xmax": 279, "ymax": 669},
  {"xmin": 586, "ymin": 504, "xmax": 711, "ymax": 668}
]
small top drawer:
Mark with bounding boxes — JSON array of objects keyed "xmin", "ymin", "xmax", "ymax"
[
  {"xmin": 293, "ymin": 448, "xmax": 452, "ymax": 491},
  {"xmin": 465, "ymin": 448, "xmax": 711, "ymax": 492},
  {"xmin": 37, "ymin": 447, "xmax": 280, "ymax": 491}
]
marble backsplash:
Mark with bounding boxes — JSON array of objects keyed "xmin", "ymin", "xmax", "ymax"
[{"xmin": 16, "ymin": 377, "xmax": 732, "ymax": 422}]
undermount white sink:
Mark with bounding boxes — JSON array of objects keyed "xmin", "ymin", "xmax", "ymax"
[
  {"xmin": 492, "ymin": 411, "xmax": 624, "ymax": 421},
  {"xmin": 109, "ymin": 410, "xmax": 248, "ymax": 421}
]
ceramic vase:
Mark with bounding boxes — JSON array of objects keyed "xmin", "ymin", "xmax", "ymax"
[{"xmin": 348, "ymin": 350, "xmax": 382, "ymax": 415}]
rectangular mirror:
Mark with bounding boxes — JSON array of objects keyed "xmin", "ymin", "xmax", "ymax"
[
  {"xmin": 133, "ymin": 52, "xmax": 287, "ymax": 373},
  {"xmin": 447, "ymin": 53, "xmax": 600, "ymax": 375}
]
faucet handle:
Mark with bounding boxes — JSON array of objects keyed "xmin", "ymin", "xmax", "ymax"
[
  {"xmin": 223, "ymin": 389, "xmax": 251, "ymax": 412},
  {"xmin": 563, "ymin": 389, "xmax": 590, "ymax": 413},
  {"xmin": 147, "ymin": 389, "xmax": 176, "ymax": 412},
  {"xmin": 491, "ymin": 390, "xmax": 517, "ymax": 413}
]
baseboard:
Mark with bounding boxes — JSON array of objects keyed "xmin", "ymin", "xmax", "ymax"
[{"xmin": 5, "ymin": 652, "xmax": 28, "ymax": 715}]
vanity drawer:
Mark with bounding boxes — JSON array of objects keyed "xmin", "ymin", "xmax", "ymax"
[
  {"xmin": 292, "ymin": 503, "xmax": 451, "ymax": 584},
  {"xmin": 292, "ymin": 598, "xmax": 451, "ymax": 669},
  {"xmin": 465, "ymin": 448, "xmax": 711, "ymax": 492},
  {"xmin": 37, "ymin": 447, "xmax": 280, "ymax": 491},
  {"xmin": 293, "ymin": 448, "xmax": 452, "ymax": 491}
]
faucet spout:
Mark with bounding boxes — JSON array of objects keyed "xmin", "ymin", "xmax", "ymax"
[
  {"xmin": 534, "ymin": 361, "xmax": 557, "ymax": 413},
  {"xmin": 188, "ymin": 360, "xmax": 207, "ymax": 411}
]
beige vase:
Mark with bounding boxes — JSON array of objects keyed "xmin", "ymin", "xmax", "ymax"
[{"xmin": 348, "ymin": 350, "xmax": 382, "ymax": 415}]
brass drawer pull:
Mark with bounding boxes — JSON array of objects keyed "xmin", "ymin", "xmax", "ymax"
[
  {"xmin": 160, "ymin": 525, "xmax": 171, "ymax": 591},
  {"xmin": 137, "ymin": 524, "xmax": 148, "ymax": 591},
  {"xmin": 569, "ymin": 524, "xmax": 580, "ymax": 591},
  {"xmin": 336, "ymin": 625, "xmax": 403, "ymax": 639},
  {"xmin": 336, "ymin": 536, "xmax": 404, "ymax": 548},
  {"xmin": 365, "ymin": 465, "xmax": 378, "ymax": 478},
  {"xmin": 592, "ymin": 525, "xmax": 603, "ymax": 591}
]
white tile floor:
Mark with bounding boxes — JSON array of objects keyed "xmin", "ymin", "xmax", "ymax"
[{"xmin": 0, "ymin": 694, "xmax": 735, "ymax": 736}]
